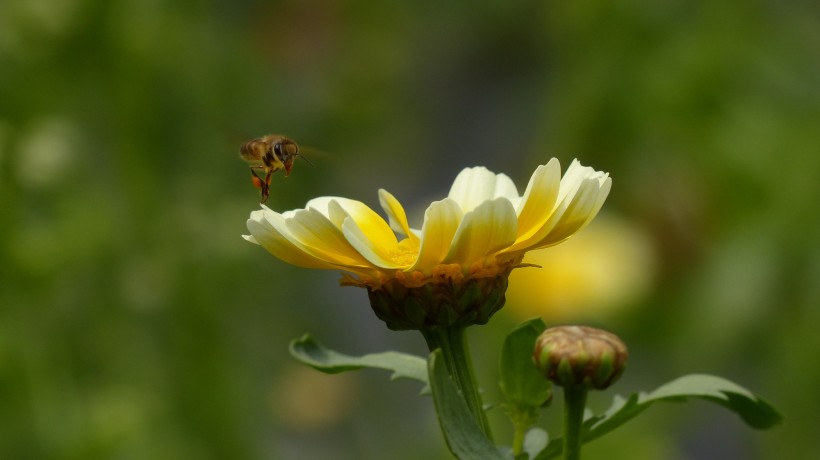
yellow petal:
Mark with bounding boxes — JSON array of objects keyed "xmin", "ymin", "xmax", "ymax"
[
  {"xmin": 246, "ymin": 209, "xmax": 339, "ymax": 270},
  {"xmin": 536, "ymin": 164, "xmax": 611, "ymax": 246},
  {"xmin": 514, "ymin": 159, "xmax": 561, "ymax": 241},
  {"xmin": 583, "ymin": 175, "xmax": 611, "ymax": 226},
  {"xmin": 283, "ymin": 208, "xmax": 375, "ymax": 267},
  {"xmin": 409, "ymin": 198, "xmax": 463, "ymax": 272},
  {"xmin": 378, "ymin": 189, "xmax": 418, "ymax": 243},
  {"xmin": 448, "ymin": 167, "xmax": 519, "ymax": 213},
  {"xmin": 443, "ymin": 198, "xmax": 518, "ymax": 266},
  {"xmin": 342, "ymin": 218, "xmax": 405, "ymax": 269},
  {"xmin": 505, "ymin": 160, "xmax": 610, "ymax": 253},
  {"xmin": 330, "ymin": 200, "xmax": 397, "ymax": 245},
  {"xmin": 532, "ymin": 177, "xmax": 604, "ymax": 248},
  {"xmin": 329, "ymin": 200, "xmax": 402, "ymax": 269}
]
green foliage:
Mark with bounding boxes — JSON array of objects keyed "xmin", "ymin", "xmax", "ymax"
[
  {"xmin": 643, "ymin": 374, "xmax": 782, "ymax": 429},
  {"xmin": 290, "ymin": 329, "xmax": 781, "ymax": 460},
  {"xmin": 498, "ymin": 318, "xmax": 551, "ymax": 456},
  {"xmin": 428, "ymin": 350, "xmax": 508, "ymax": 460},
  {"xmin": 1, "ymin": 0, "xmax": 815, "ymax": 457},
  {"xmin": 533, "ymin": 374, "xmax": 783, "ymax": 459},
  {"xmin": 499, "ymin": 318, "xmax": 551, "ymax": 409},
  {"xmin": 289, "ymin": 334, "xmax": 428, "ymax": 385}
]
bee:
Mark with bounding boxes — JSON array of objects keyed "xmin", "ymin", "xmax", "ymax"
[{"xmin": 239, "ymin": 134, "xmax": 305, "ymax": 203}]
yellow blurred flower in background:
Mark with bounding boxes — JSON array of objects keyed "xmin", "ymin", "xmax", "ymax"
[{"xmin": 506, "ymin": 215, "xmax": 655, "ymax": 322}]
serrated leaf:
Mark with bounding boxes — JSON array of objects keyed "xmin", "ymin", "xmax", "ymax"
[
  {"xmin": 289, "ymin": 334, "xmax": 428, "ymax": 384},
  {"xmin": 534, "ymin": 374, "xmax": 782, "ymax": 459},
  {"xmin": 499, "ymin": 318, "xmax": 551, "ymax": 408},
  {"xmin": 429, "ymin": 350, "xmax": 508, "ymax": 460}
]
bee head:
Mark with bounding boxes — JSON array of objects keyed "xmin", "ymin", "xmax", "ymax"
[{"xmin": 274, "ymin": 139, "xmax": 299, "ymax": 176}]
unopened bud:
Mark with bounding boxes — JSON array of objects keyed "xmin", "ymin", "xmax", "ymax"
[{"xmin": 533, "ymin": 325, "xmax": 628, "ymax": 390}]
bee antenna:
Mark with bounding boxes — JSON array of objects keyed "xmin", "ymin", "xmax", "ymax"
[{"xmin": 297, "ymin": 152, "xmax": 314, "ymax": 167}]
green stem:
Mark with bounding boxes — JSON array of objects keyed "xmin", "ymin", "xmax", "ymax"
[
  {"xmin": 511, "ymin": 420, "xmax": 526, "ymax": 456},
  {"xmin": 422, "ymin": 325, "xmax": 492, "ymax": 440},
  {"xmin": 562, "ymin": 386, "xmax": 587, "ymax": 460}
]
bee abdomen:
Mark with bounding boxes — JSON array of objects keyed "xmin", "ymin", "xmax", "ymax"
[{"xmin": 239, "ymin": 140, "xmax": 269, "ymax": 164}]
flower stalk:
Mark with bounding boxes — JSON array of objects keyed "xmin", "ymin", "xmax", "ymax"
[
  {"xmin": 509, "ymin": 408, "xmax": 538, "ymax": 456},
  {"xmin": 421, "ymin": 325, "xmax": 492, "ymax": 439},
  {"xmin": 562, "ymin": 386, "xmax": 587, "ymax": 460}
]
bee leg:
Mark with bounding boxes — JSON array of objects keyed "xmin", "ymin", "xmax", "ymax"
[
  {"xmin": 261, "ymin": 170, "xmax": 273, "ymax": 203},
  {"xmin": 249, "ymin": 168, "xmax": 270, "ymax": 203},
  {"xmin": 250, "ymin": 167, "xmax": 264, "ymax": 187}
]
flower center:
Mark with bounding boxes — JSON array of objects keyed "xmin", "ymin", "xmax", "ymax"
[{"xmin": 390, "ymin": 239, "xmax": 419, "ymax": 266}]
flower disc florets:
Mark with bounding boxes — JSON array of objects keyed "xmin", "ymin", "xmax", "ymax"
[{"xmin": 244, "ymin": 159, "xmax": 611, "ymax": 330}]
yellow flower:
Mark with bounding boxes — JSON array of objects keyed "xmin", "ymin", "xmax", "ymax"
[
  {"xmin": 244, "ymin": 159, "xmax": 611, "ymax": 329},
  {"xmin": 506, "ymin": 215, "xmax": 655, "ymax": 321}
]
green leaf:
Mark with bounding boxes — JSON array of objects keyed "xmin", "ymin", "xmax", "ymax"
[
  {"xmin": 428, "ymin": 350, "xmax": 508, "ymax": 460},
  {"xmin": 534, "ymin": 374, "xmax": 782, "ymax": 459},
  {"xmin": 289, "ymin": 334, "xmax": 428, "ymax": 384},
  {"xmin": 643, "ymin": 374, "xmax": 782, "ymax": 429},
  {"xmin": 499, "ymin": 319, "xmax": 552, "ymax": 409}
]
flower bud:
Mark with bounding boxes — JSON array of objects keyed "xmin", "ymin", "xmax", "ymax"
[{"xmin": 533, "ymin": 325, "xmax": 628, "ymax": 390}]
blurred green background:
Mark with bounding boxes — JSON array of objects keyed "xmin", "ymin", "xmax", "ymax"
[{"xmin": 1, "ymin": 0, "xmax": 818, "ymax": 458}]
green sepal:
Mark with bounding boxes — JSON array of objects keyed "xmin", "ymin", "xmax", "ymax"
[
  {"xmin": 365, "ymin": 267, "xmax": 512, "ymax": 330},
  {"xmin": 289, "ymin": 334, "xmax": 428, "ymax": 386},
  {"xmin": 533, "ymin": 373, "xmax": 783, "ymax": 459}
]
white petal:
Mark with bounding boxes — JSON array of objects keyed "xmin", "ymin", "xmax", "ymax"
[
  {"xmin": 304, "ymin": 196, "xmax": 345, "ymax": 213},
  {"xmin": 447, "ymin": 167, "xmax": 519, "ymax": 213},
  {"xmin": 558, "ymin": 160, "xmax": 597, "ymax": 201},
  {"xmin": 443, "ymin": 198, "xmax": 518, "ymax": 266},
  {"xmin": 306, "ymin": 196, "xmax": 363, "ymax": 228},
  {"xmin": 493, "ymin": 173, "xmax": 519, "ymax": 200}
]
